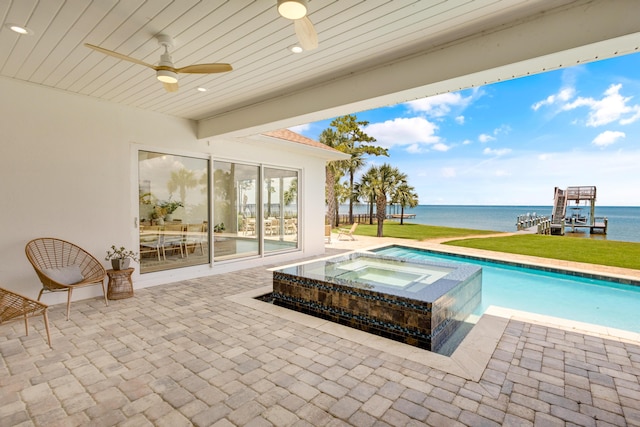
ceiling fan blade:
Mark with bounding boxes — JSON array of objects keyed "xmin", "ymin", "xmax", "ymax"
[
  {"xmin": 84, "ymin": 43, "xmax": 156, "ymax": 69},
  {"xmin": 177, "ymin": 63, "xmax": 233, "ymax": 74},
  {"xmin": 163, "ymin": 82, "xmax": 179, "ymax": 92},
  {"xmin": 294, "ymin": 17, "xmax": 318, "ymax": 50}
]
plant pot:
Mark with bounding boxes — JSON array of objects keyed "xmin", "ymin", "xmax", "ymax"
[{"xmin": 111, "ymin": 258, "xmax": 131, "ymax": 270}]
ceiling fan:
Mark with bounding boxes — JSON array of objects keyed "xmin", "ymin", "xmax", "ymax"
[
  {"xmin": 84, "ymin": 34, "xmax": 232, "ymax": 92},
  {"xmin": 277, "ymin": 0, "xmax": 318, "ymax": 50}
]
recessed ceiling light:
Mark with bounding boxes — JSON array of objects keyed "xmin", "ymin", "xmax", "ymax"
[
  {"xmin": 277, "ymin": 0, "xmax": 308, "ymax": 20},
  {"xmin": 6, "ymin": 23, "xmax": 34, "ymax": 35},
  {"xmin": 290, "ymin": 45, "xmax": 304, "ymax": 53},
  {"xmin": 197, "ymin": 87, "xmax": 207, "ymax": 92}
]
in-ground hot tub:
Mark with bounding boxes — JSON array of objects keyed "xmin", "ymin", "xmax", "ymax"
[{"xmin": 272, "ymin": 252, "xmax": 482, "ymax": 353}]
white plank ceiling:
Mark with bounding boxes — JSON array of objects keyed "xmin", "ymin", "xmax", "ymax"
[{"xmin": 0, "ymin": 0, "xmax": 626, "ymax": 124}]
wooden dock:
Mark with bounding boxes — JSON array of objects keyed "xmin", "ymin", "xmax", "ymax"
[
  {"xmin": 516, "ymin": 214, "xmax": 551, "ymax": 235},
  {"xmin": 387, "ymin": 213, "xmax": 416, "ymax": 219}
]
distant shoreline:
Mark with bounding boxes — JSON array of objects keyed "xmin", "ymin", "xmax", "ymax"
[{"xmin": 338, "ymin": 205, "xmax": 640, "ymax": 243}]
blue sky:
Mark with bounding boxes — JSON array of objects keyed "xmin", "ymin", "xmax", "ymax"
[{"xmin": 291, "ymin": 53, "xmax": 640, "ymax": 206}]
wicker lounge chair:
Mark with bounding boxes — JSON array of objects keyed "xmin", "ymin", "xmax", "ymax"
[
  {"xmin": 0, "ymin": 286, "xmax": 52, "ymax": 348},
  {"xmin": 25, "ymin": 238, "xmax": 108, "ymax": 320}
]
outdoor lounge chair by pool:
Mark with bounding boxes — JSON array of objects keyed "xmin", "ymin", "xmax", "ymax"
[{"xmin": 337, "ymin": 223, "xmax": 358, "ymax": 241}]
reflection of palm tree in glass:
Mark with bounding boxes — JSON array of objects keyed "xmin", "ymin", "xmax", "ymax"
[
  {"xmin": 283, "ymin": 179, "xmax": 297, "ymax": 206},
  {"xmin": 168, "ymin": 168, "xmax": 197, "ymax": 206},
  {"xmin": 265, "ymin": 179, "xmax": 275, "ymax": 217}
]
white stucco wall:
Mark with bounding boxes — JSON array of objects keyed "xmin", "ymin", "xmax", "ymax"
[{"xmin": 0, "ymin": 77, "xmax": 329, "ymax": 305}]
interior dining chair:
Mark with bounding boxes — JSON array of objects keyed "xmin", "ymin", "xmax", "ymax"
[
  {"xmin": 25, "ymin": 238, "xmax": 108, "ymax": 320},
  {"xmin": 139, "ymin": 225, "xmax": 164, "ymax": 261},
  {"xmin": 162, "ymin": 223, "xmax": 185, "ymax": 258},
  {"xmin": 184, "ymin": 223, "xmax": 206, "ymax": 257}
]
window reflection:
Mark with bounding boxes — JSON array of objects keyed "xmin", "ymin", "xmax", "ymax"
[
  {"xmin": 138, "ymin": 153, "xmax": 300, "ymax": 271},
  {"xmin": 264, "ymin": 168, "xmax": 298, "ymax": 253},
  {"xmin": 213, "ymin": 161, "xmax": 260, "ymax": 260},
  {"xmin": 138, "ymin": 151, "xmax": 209, "ymax": 273}
]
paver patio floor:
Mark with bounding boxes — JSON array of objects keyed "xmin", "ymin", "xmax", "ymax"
[{"xmin": 1, "ymin": 241, "xmax": 640, "ymax": 426}]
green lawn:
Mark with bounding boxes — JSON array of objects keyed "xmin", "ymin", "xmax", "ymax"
[
  {"xmin": 350, "ymin": 223, "xmax": 498, "ymax": 240},
  {"xmin": 445, "ymin": 234, "xmax": 640, "ymax": 270},
  {"xmin": 343, "ymin": 222, "xmax": 640, "ymax": 270}
]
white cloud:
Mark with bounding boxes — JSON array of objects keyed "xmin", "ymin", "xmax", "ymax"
[
  {"xmin": 405, "ymin": 90, "xmax": 476, "ymax": 117},
  {"xmin": 478, "ymin": 133, "xmax": 495, "ymax": 143},
  {"xmin": 562, "ymin": 84, "xmax": 640, "ymax": 127},
  {"xmin": 406, "ymin": 143, "xmax": 423, "ymax": 154},
  {"xmin": 432, "ymin": 143, "xmax": 450, "ymax": 152},
  {"xmin": 532, "ymin": 87, "xmax": 575, "ymax": 111},
  {"xmin": 493, "ymin": 125, "xmax": 511, "ymax": 136},
  {"xmin": 462, "ymin": 139, "xmax": 472, "ymax": 145},
  {"xmin": 288, "ymin": 123, "xmax": 310, "ymax": 133},
  {"xmin": 592, "ymin": 130, "xmax": 625, "ymax": 147},
  {"xmin": 441, "ymin": 167, "xmax": 456, "ymax": 178},
  {"xmin": 455, "ymin": 115, "xmax": 465, "ymax": 124},
  {"xmin": 494, "ymin": 170, "xmax": 511, "ymax": 177},
  {"xmin": 483, "ymin": 147, "xmax": 512, "ymax": 156},
  {"xmin": 364, "ymin": 117, "xmax": 439, "ymax": 150}
]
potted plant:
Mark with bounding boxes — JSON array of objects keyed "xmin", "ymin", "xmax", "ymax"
[
  {"xmin": 105, "ymin": 245, "xmax": 139, "ymax": 270},
  {"xmin": 158, "ymin": 199, "xmax": 183, "ymax": 221}
]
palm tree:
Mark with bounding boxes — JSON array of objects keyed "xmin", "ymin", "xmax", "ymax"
[
  {"xmin": 329, "ymin": 115, "xmax": 388, "ymax": 224},
  {"xmin": 357, "ymin": 166, "xmax": 379, "ymax": 225},
  {"xmin": 370, "ymin": 164, "xmax": 405, "ymax": 237},
  {"xmin": 335, "ymin": 180, "xmax": 351, "ymax": 225},
  {"xmin": 319, "ymin": 129, "xmax": 348, "ymax": 227},
  {"xmin": 393, "ymin": 182, "xmax": 419, "ymax": 225},
  {"xmin": 346, "ymin": 152, "xmax": 366, "ymax": 222}
]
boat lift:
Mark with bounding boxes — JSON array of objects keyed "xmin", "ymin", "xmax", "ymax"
[{"xmin": 550, "ymin": 186, "xmax": 607, "ymax": 235}]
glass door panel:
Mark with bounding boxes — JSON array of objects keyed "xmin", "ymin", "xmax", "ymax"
[
  {"xmin": 213, "ymin": 161, "xmax": 259, "ymax": 260},
  {"xmin": 138, "ymin": 151, "xmax": 209, "ymax": 273},
  {"xmin": 263, "ymin": 168, "xmax": 298, "ymax": 254}
]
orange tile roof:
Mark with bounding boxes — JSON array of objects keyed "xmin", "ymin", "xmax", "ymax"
[{"xmin": 262, "ymin": 129, "xmax": 340, "ymax": 153}]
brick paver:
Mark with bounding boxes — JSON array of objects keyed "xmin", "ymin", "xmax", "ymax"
[{"xmin": 1, "ymin": 247, "xmax": 639, "ymax": 426}]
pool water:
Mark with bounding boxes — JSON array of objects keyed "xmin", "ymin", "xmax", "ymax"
[
  {"xmin": 373, "ymin": 245, "xmax": 640, "ymax": 333},
  {"xmin": 329, "ymin": 257, "xmax": 454, "ymax": 290}
]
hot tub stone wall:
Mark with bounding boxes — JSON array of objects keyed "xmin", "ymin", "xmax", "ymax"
[{"xmin": 272, "ymin": 268, "xmax": 481, "ymax": 352}]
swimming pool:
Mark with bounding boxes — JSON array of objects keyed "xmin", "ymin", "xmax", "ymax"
[{"xmin": 373, "ymin": 245, "xmax": 640, "ymax": 333}]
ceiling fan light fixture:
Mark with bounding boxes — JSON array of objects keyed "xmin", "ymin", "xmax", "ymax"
[
  {"xmin": 157, "ymin": 69, "xmax": 178, "ymax": 84},
  {"xmin": 277, "ymin": 0, "xmax": 307, "ymax": 20}
]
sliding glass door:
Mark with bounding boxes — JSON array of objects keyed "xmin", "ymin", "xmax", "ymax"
[
  {"xmin": 213, "ymin": 161, "xmax": 260, "ymax": 261},
  {"xmin": 138, "ymin": 151, "xmax": 209, "ymax": 273},
  {"xmin": 263, "ymin": 168, "xmax": 298, "ymax": 254},
  {"xmin": 138, "ymin": 151, "xmax": 300, "ymax": 271}
]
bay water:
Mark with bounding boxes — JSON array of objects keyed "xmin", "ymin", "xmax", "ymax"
[{"xmin": 344, "ymin": 205, "xmax": 640, "ymax": 243}]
